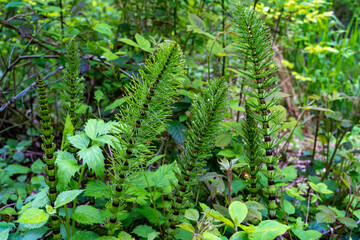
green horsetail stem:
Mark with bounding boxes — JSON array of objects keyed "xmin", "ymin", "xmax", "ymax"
[
  {"xmin": 37, "ymin": 77, "xmax": 61, "ymax": 239},
  {"xmin": 106, "ymin": 42, "xmax": 185, "ymax": 235},
  {"xmin": 168, "ymin": 78, "xmax": 228, "ymax": 237},
  {"xmin": 234, "ymin": 5, "xmax": 282, "ymax": 219}
]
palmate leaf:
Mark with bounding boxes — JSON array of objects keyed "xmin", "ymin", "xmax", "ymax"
[
  {"xmin": 68, "ymin": 132, "xmax": 90, "ymax": 149},
  {"xmin": 84, "ymin": 119, "xmax": 116, "ymax": 140},
  {"xmin": 78, "ymin": 145, "xmax": 105, "ymax": 180},
  {"xmin": 72, "ymin": 205, "xmax": 104, "ymax": 225},
  {"xmin": 55, "ymin": 150, "xmax": 81, "ymax": 191}
]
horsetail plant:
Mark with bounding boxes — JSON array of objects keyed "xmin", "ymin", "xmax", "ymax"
[
  {"xmin": 234, "ymin": 5, "xmax": 282, "ymax": 219},
  {"xmin": 241, "ymin": 103, "xmax": 262, "ymax": 201},
  {"xmin": 105, "ymin": 41, "xmax": 185, "ymax": 235},
  {"xmin": 60, "ymin": 39, "xmax": 86, "ymax": 130},
  {"xmin": 168, "ymin": 77, "xmax": 229, "ymax": 237},
  {"xmin": 37, "ymin": 76, "xmax": 61, "ymax": 240}
]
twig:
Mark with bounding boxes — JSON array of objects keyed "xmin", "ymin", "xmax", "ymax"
[{"xmin": 0, "ymin": 66, "xmax": 64, "ymax": 113}]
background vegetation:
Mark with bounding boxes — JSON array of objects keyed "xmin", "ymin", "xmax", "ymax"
[{"xmin": 0, "ymin": 0, "xmax": 359, "ymax": 239}]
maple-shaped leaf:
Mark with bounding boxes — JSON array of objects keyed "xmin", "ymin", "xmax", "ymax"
[
  {"xmin": 84, "ymin": 119, "xmax": 116, "ymax": 140},
  {"xmin": 78, "ymin": 145, "xmax": 105, "ymax": 180}
]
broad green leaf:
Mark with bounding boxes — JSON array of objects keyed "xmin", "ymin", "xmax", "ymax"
[
  {"xmin": 6, "ymin": 2, "xmax": 23, "ymax": 8},
  {"xmin": 217, "ymin": 149, "xmax": 235, "ymax": 158},
  {"xmin": 215, "ymin": 132, "xmax": 232, "ymax": 147},
  {"xmin": 68, "ymin": 133, "xmax": 90, "ymax": 149},
  {"xmin": 147, "ymin": 232, "xmax": 160, "ymax": 240},
  {"xmin": 230, "ymin": 232, "xmax": 249, "ymax": 240},
  {"xmin": 78, "ymin": 145, "xmax": 105, "ymax": 180},
  {"xmin": 135, "ymin": 33, "xmax": 152, "ymax": 52},
  {"xmin": 132, "ymin": 225, "xmax": 156, "ymax": 238},
  {"xmin": 203, "ymin": 232, "xmax": 221, "ymax": 240},
  {"xmin": 206, "ymin": 212, "xmax": 234, "ymax": 229},
  {"xmin": 0, "ymin": 229, "xmax": 9, "ymax": 240},
  {"xmin": 84, "ymin": 180, "xmax": 111, "ymax": 199},
  {"xmin": 353, "ymin": 209, "xmax": 360, "ymax": 219},
  {"xmin": 55, "ymin": 151, "xmax": 81, "ymax": 191},
  {"xmin": 22, "ymin": 227, "xmax": 48, "ymax": 240},
  {"xmin": 18, "ymin": 208, "xmax": 49, "ymax": 224},
  {"xmin": 187, "ymin": 13, "xmax": 206, "ymax": 32},
  {"xmin": 119, "ymin": 38, "xmax": 140, "ymax": 48},
  {"xmin": 54, "ymin": 190, "xmax": 84, "ymax": 208},
  {"xmin": 100, "ymin": 47, "xmax": 119, "ymax": 61},
  {"xmin": 31, "ymin": 159, "xmax": 46, "ymax": 174},
  {"xmin": 95, "ymin": 135, "xmax": 119, "ymax": 148},
  {"xmin": 281, "ymin": 165, "xmax": 297, "ymax": 182},
  {"xmin": 62, "ymin": 114, "xmax": 74, "ymax": 143},
  {"xmin": 249, "ymin": 220, "xmax": 289, "ymax": 240},
  {"xmin": 72, "ymin": 205, "xmax": 104, "ymax": 225},
  {"xmin": 176, "ymin": 222, "xmax": 195, "ymax": 233},
  {"xmin": 184, "ymin": 209, "xmax": 199, "ymax": 221},
  {"xmin": 146, "ymin": 154, "xmax": 165, "ymax": 167},
  {"xmin": 210, "ymin": 178, "xmax": 225, "ymax": 199},
  {"xmin": 337, "ymin": 217, "xmax": 357, "ymax": 228},
  {"xmin": 291, "ymin": 228, "xmax": 322, "ymax": 240},
  {"xmin": 105, "ymin": 98, "xmax": 126, "ymax": 111},
  {"xmin": 229, "ymin": 201, "xmax": 248, "ymax": 227},
  {"xmin": 167, "ymin": 121, "xmax": 186, "ymax": 144},
  {"xmin": 31, "ymin": 187, "xmax": 50, "ymax": 208},
  {"xmin": 93, "ymin": 23, "xmax": 113, "ymax": 37},
  {"xmin": 299, "ymin": 106, "xmax": 333, "ymax": 113},
  {"xmin": 96, "ymin": 237, "xmax": 118, "ymax": 240},
  {"xmin": 94, "ymin": 89, "xmax": 104, "ymax": 102},
  {"xmin": 6, "ymin": 164, "xmax": 30, "ymax": 176},
  {"xmin": 282, "ymin": 199, "xmax": 295, "ymax": 215}
]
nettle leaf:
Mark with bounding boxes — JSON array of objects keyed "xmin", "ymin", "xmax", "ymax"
[
  {"xmin": 337, "ymin": 217, "xmax": 357, "ymax": 228},
  {"xmin": 148, "ymin": 232, "xmax": 160, "ymax": 240},
  {"xmin": 54, "ymin": 190, "xmax": 84, "ymax": 208},
  {"xmin": 84, "ymin": 119, "xmax": 115, "ymax": 140},
  {"xmin": 72, "ymin": 205, "xmax": 104, "ymax": 225},
  {"xmin": 316, "ymin": 205, "xmax": 336, "ymax": 224},
  {"xmin": 250, "ymin": 220, "xmax": 289, "ymax": 240},
  {"xmin": 31, "ymin": 188, "xmax": 50, "ymax": 208},
  {"xmin": 132, "ymin": 225, "xmax": 156, "ymax": 238},
  {"xmin": 22, "ymin": 226, "xmax": 48, "ymax": 240},
  {"xmin": 167, "ymin": 121, "xmax": 186, "ymax": 144},
  {"xmin": 6, "ymin": 164, "xmax": 30, "ymax": 176},
  {"xmin": 177, "ymin": 222, "xmax": 195, "ymax": 233},
  {"xmin": 229, "ymin": 201, "xmax": 248, "ymax": 227},
  {"xmin": 18, "ymin": 208, "xmax": 49, "ymax": 225},
  {"xmin": 78, "ymin": 145, "xmax": 105, "ymax": 180},
  {"xmin": 68, "ymin": 133, "xmax": 90, "ymax": 149},
  {"xmin": 280, "ymin": 165, "xmax": 297, "ymax": 182},
  {"xmin": 118, "ymin": 231, "xmax": 135, "ymax": 240},
  {"xmin": 282, "ymin": 199, "xmax": 295, "ymax": 215},
  {"xmin": 184, "ymin": 209, "xmax": 199, "ymax": 221},
  {"xmin": 55, "ymin": 151, "xmax": 81, "ymax": 191},
  {"xmin": 84, "ymin": 180, "xmax": 111, "ymax": 199}
]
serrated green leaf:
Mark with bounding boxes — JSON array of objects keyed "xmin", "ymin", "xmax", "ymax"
[
  {"xmin": 132, "ymin": 225, "xmax": 156, "ymax": 238},
  {"xmin": 147, "ymin": 232, "xmax": 160, "ymax": 240},
  {"xmin": 135, "ymin": 33, "xmax": 152, "ymax": 52},
  {"xmin": 84, "ymin": 119, "xmax": 115, "ymax": 140},
  {"xmin": 229, "ymin": 201, "xmax": 248, "ymax": 227},
  {"xmin": 72, "ymin": 205, "xmax": 104, "ymax": 225},
  {"xmin": 176, "ymin": 222, "xmax": 195, "ymax": 233},
  {"xmin": 54, "ymin": 190, "xmax": 84, "ymax": 208},
  {"xmin": 217, "ymin": 149, "xmax": 235, "ymax": 158},
  {"xmin": 184, "ymin": 209, "xmax": 199, "ymax": 221},
  {"xmin": 68, "ymin": 133, "xmax": 90, "ymax": 149},
  {"xmin": 291, "ymin": 228, "xmax": 322, "ymax": 240},
  {"xmin": 31, "ymin": 159, "xmax": 46, "ymax": 174},
  {"xmin": 93, "ymin": 23, "xmax": 113, "ymax": 37},
  {"xmin": 84, "ymin": 180, "xmax": 111, "ymax": 199},
  {"xmin": 187, "ymin": 13, "xmax": 206, "ymax": 32},
  {"xmin": 6, "ymin": 164, "xmax": 30, "ymax": 176},
  {"xmin": 55, "ymin": 151, "xmax": 81, "ymax": 191},
  {"xmin": 250, "ymin": 220, "xmax": 289, "ymax": 240},
  {"xmin": 18, "ymin": 208, "xmax": 49, "ymax": 224},
  {"xmin": 78, "ymin": 145, "xmax": 105, "ymax": 180},
  {"xmin": 281, "ymin": 165, "xmax": 297, "ymax": 182},
  {"xmin": 100, "ymin": 47, "xmax": 119, "ymax": 61},
  {"xmin": 337, "ymin": 217, "xmax": 357, "ymax": 228},
  {"xmin": 31, "ymin": 188, "xmax": 50, "ymax": 208},
  {"xmin": 118, "ymin": 231, "xmax": 135, "ymax": 240},
  {"xmin": 22, "ymin": 227, "xmax": 48, "ymax": 240}
]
